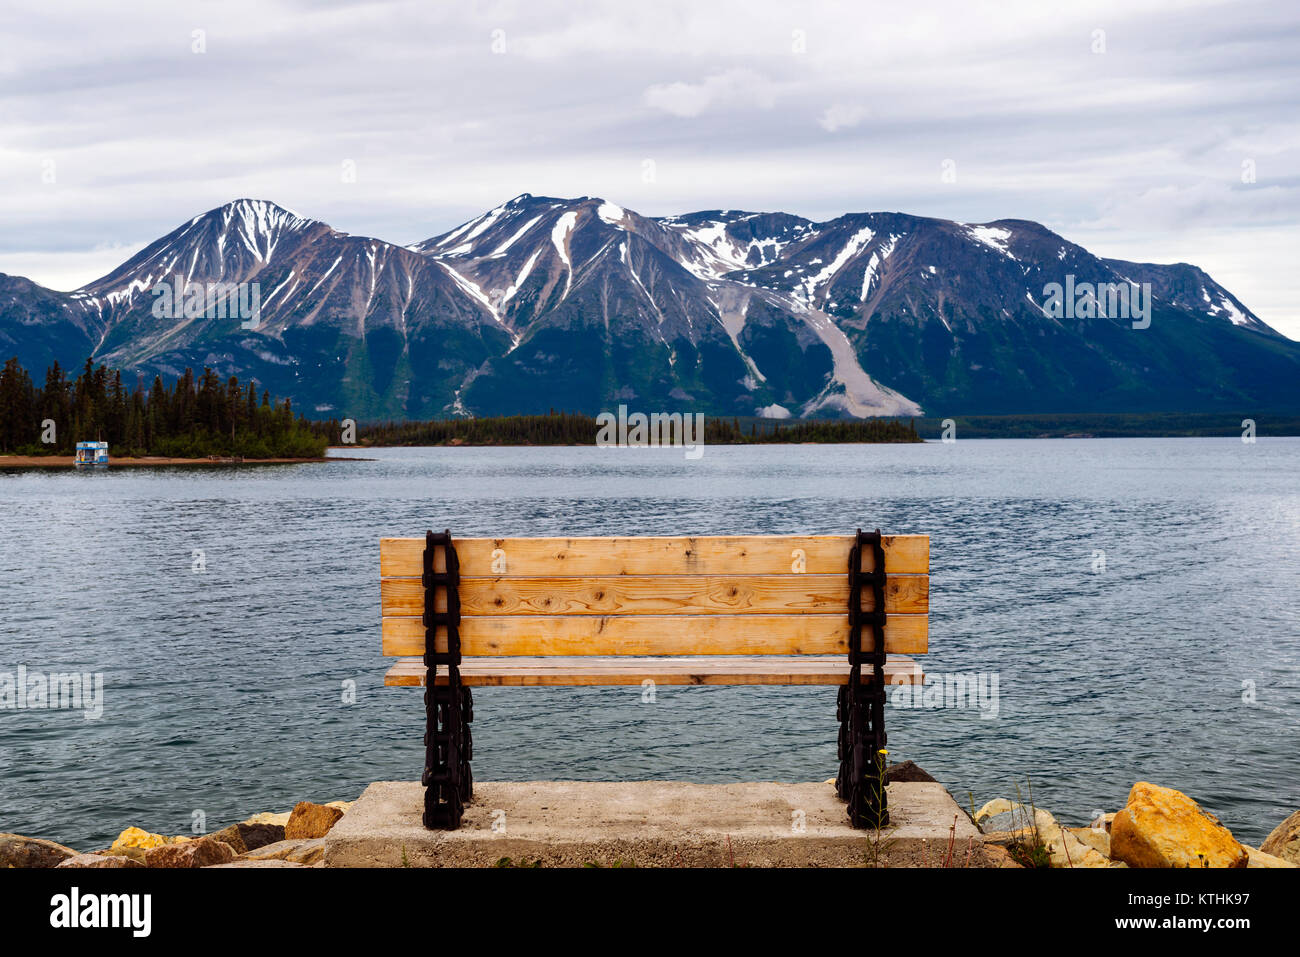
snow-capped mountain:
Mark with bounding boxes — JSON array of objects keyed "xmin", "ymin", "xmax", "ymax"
[
  {"xmin": 410, "ymin": 194, "xmax": 917, "ymax": 417},
  {"xmin": 39, "ymin": 199, "xmax": 509, "ymax": 415},
  {"xmin": 1, "ymin": 195, "xmax": 1296, "ymax": 420}
]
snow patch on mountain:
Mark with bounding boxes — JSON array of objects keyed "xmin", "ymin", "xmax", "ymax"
[
  {"xmin": 860, "ymin": 234, "xmax": 901, "ymax": 301},
  {"xmin": 598, "ymin": 202, "xmax": 626, "ymax": 226},
  {"xmin": 1206, "ymin": 293, "xmax": 1251, "ymax": 326},
  {"xmin": 491, "ymin": 215, "xmax": 543, "ymax": 257},
  {"xmin": 551, "ymin": 211, "xmax": 578, "ymax": 298},
  {"xmin": 798, "ymin": 226, "xmax": 874, "ymax": 305},
  {"xmin": 964, "ymin": 224, "xmax": 1016, "ymax": 259}
]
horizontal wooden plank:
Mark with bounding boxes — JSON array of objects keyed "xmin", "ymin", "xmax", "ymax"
[
  {"xmin": 384, "ymin": 655, "xmax": 924, "ymax": 687},
  {"xmin": 380, "ymin": 535, "xmax": 928, "ymax": 578},
  {"xmin": 381, "ymin": 574, "xmax": 928, "ymax": 617},
  {"xmin": 382, "ymin": 613, "xmax": 927, "ymax": 657}
]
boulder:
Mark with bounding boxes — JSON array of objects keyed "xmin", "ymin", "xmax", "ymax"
[
  {"xmin": 110, "ymin": 826, "xmax": 187, "ymax": 852},
  {"xmin": 1069, "ymin": 826, "xmax": 1111, "ymax": 858},
  {"xmin": 0, "ymin": 834, "xmax": 78, "ymax": 868},
  {"xmin": 208, "ymin": 825, "xmax": 247, "ymax": 855},
  {"xmin": 237, "ymin": 838, "xmax": 326, "ymax": 865},
  {"xmin": 971, "ymin": 803, "xmax": 1110, "ymax": 868},
  {"xmin": 243, "ymin": 811, "xmax": 291, "ymax": 827},
  {"xmin": 209, "ymin": 859, "xmax": 308, "ymax": 868},
  {"xmin": 1111, "ymin": 782, "xmax": 1247, "ymax": 869},
  {"xmin": 974, "ymin": 799, "xmax": 1038, "ymax": 830},
  {"xmin": 883, "ymin": 764, "xmax": 935, "ymax": 785},
  {"xmin": 235, "ymin": 822, "xmax": 285, "ymax": 851},
  {"xmin": 144, "ymin": 836, "xmax": 236, "ymax": 868},
  {"xmin": 1259, "ymin": 809, "xmax": 1300, "ymax": 865},
  {"xmin": 884, "ymin": 761, "xmax": 937, "ymax": 784},
  {"xmin": 974, "ymin": 843, "xmax": 1025, "ymax": 868},
  {"xmin": 284, "ymin": 801, "xmax": 344, "ymax": 840},
  {"xmin": 57, "ymin": 853, "xmax": 145, "ymax": 869},
  {"xmin": 1243, "ymin": 844, "xmax": 1297, "ymax": 868},
  {"xmin": 99, "ymin": 846, "xmax": 148, "ymax": 864}
]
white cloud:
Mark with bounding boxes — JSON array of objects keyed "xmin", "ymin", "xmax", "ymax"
[
  {"xmin": 819, "ymin": 103, "xmax": 866, "ymax": 132},
  {"xmin": 642, "ymin": 69, "xmax": 779, "ymax": 118}
]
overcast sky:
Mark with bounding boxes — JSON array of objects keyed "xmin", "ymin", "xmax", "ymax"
[{"xmin": 2, "ymin": 0, "xmax": 1297, "ymax": 337}]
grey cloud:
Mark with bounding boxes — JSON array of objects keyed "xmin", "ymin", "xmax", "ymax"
[{"xmin": 0, "ymin": 0, "xmax": 1295, "ymax": 335}]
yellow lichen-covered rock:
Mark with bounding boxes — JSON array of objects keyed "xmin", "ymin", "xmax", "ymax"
[
  {"xmin": 109, "ymin": 827, "xmax": 189, "ymax": 852},
  {"xmin": 1111, "ymin": 782, "xmax": 1247, "ymax": 869}
]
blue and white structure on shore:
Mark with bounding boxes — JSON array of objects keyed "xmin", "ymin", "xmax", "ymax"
[{"xmin": 74, "ymin": 441, "xmax": 109, "ymax": 468}]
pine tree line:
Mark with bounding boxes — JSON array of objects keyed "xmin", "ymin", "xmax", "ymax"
[
  {"xmin": 316, "ymin": 411, "xmax": 921, "ymax": 446},
  {"xmin": 0, "ymin": 357, "xmax": 327, "ymax": 458}
]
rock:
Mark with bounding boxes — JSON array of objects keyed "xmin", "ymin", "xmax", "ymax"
[
  {"xmin": 1069, "ymin": 825, "xmax": 1111, "ymax": 858},
  {"xmin": 1260, "ymin": 809, "xmax": 1300, "ymax": 865},
  {"xmin": 974, "ymin": 843, "xmax": 1025, "ymax": 868},
  {"xmin": 144, "ymin": 836, "xmax": 236, "ymax": 868},
  {"xmin": 970, "ymin": 804, "xmax": 1107, "ymax": 868},
  {"xmin": 57, "ymin": 853, "xmax": 145, "ymax": 869},
  {"xmin": 0, "ymin": 834, "xmax": 79, "ymax": 868},
  {"xmin": 208, "ymin": 825, "xmax": 247, "ymax": 855},
  {"xmin": 284, "ymin": 801, "xmax": 344, "ymax": 840},
  {"xmin": 974, "ymin": 799, "xmax": 1025, "ymax": 825},
  {"xmin": 234, "ymin": 822, "xmax": 285, "ymax": 851},
  {"xmin": 1243, "ymin": 844, "xmax": 1297, "ymax": 868},
  {"xmin": 243, "ymin": 811, "xmax": 292, "ymax": 827},
  {"xmin": 979, "ymin": 809, "xmax": 1039, "ymax": 834},
  {"xmin": 99, "ymin": 846, "xmax": 148, "ymax": 864},
  {"xmin": 884, "ymin": 761, "xmax": 937, "ymax": 784},
  {"xmin": 1091, "ymin": 812, "xmax": 1117, "ymax": 833},
  {"xmin": 237, "ymin": 838, "xmax": 326, "ymax": 865},
  {"xmin": 110, "ymin": 826, "xmax": 188, "ymax": 852},
  {"xmin": 1111, "ymin": 782, "xmax": 1247, "ymax": 869},
  {"xmin": 209, "ymin": 859, "xmax": 307, "ymax": 868}
]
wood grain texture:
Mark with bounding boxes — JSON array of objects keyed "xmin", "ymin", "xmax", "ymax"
[
  {"xmin": 384, "ymin": 655, "xmax": 925, "ymax": 687},
  {"xmin": 380, "ymin": 574, "xmax": 928, "ymax": 617},
  {"xmin": 380, "ymin": 535, "xmax": 929, "ymax": 577},
  {"xmin": 382, "ymin": 613, "xmax": 927, "ymax": 656}
]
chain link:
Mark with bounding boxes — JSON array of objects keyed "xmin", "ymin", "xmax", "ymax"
[
  {"xmin": 837, "ymin": 528, "xmax": 889, "ymax": 828},
  {"xmin": 421, "ymin": 529, "xmax": 473, "ymax": 828}
]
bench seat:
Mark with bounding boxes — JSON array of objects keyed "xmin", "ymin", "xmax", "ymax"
[{"xmin": 384, "ymin": 654, "xmax": 924, "ymax": 687}]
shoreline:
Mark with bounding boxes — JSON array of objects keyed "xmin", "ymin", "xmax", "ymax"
[
  {"xmin": 7, "ymin": 772, "xmax": 1296, "ymax": 870},
  {"xmin": 0, "ymin": 455, "xmax": 361, "ymax": 468}
]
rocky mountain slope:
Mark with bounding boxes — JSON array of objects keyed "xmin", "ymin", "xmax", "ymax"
[{"xmin": 1, "ymin": 196, "xmax": 1295, "ymax": 419}]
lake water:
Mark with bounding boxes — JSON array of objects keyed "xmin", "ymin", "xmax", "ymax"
[{"xmin": 1, "ymin": 439, "xmax": 1297, "ymax": 850}]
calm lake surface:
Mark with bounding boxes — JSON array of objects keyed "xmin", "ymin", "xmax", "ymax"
[{"xmin": 2, "ymin": 439, "xmax": 1297, "ymax": 849}]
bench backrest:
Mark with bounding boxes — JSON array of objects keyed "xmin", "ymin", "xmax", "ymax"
[{"xmin": 379, "ymin": 535, "xmax": 928, "ymax": 659}]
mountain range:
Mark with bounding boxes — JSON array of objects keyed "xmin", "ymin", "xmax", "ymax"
[{"xmin": 2, "ymin": 195, "xmax": 1296, "ymax": 420}]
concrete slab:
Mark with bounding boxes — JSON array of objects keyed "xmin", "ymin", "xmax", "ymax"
[{"xmin": 324, "ymin": 780, "xmax": 985, "ymax": 868}]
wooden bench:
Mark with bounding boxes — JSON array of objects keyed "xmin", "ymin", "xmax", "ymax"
[{"xmin": 379, "ymin": 531, "xmax": 929, "ymax": 829}]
